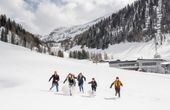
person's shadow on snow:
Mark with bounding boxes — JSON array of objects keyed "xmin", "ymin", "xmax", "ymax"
[
  {"xmin": 54, "ymin": 92, "xmax": 70, "ymax": 96},
  {"xmin": 104, "ymin": 97, "xmax": 117, "ymax": 100}
]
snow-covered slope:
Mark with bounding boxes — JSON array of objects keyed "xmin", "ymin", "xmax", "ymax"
[
  {"xmin": 69, "ymin": 34, "xmax": 170, "ymax": 60},
  {"xmin": 0, "ymin": 41, "xmax": 170, "ymax": 110},
  {"xmin": 42, "ymin": 17, "xmax": 107, "ymax": 42}
]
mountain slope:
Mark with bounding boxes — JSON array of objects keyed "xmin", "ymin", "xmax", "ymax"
[
  {"xmin": 0, "ymin": 14, "xmax": 48, "ymax": 53},
  {"xmin": 43, "ymin": 15, "xmax": 110, "ymax": 42},
  {"xmin": 43, "ymin": 0, "xmax": 170, "ymax": 51},
  {"xmin": 42, "ymin": 16, "xmax": 110, "ymax": 50},
  {"xmin": 70, "ymin": 34, "xmax": 170, "ymax": 60},
  {"xmin": 75, "ymin": 0, "xmax": 170, "ymax": 49},
  {"xmin": 0, "ymin": 41, "xmax": 170, "ymax": 110},
  {"xmin": 43, "ymin": 17, "xmax": 104, "ymax": 42}
]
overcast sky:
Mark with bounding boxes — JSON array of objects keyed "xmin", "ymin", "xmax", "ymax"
[{"xmin": 0, "ymin": 0, "xmax": 135, "ymax": 35}]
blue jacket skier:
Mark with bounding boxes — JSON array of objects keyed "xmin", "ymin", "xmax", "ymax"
[{"xmin": 77, "ymin": 73, "xmax": 86, "ymax": 92}]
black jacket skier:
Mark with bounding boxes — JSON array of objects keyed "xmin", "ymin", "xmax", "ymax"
[
  {"xmin": 63, "ymin": 73, "xmax": 76, "ymax": 86},
  {"xmin": 49, "ymin": 71, "xmax": 60, "ymax": 91},
  {"xmin": 49, "ymin": 73, "xmax": 60, "ymax": 84},
  {"xmin": 88, "ymin": 78, "xmax": 97, "ymax": 92},
  {"xmin": 63, "ymin": 73, "xmax": 77, "ymax": 96}
]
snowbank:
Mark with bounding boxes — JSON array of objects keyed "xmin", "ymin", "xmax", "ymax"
[{"xmin": 0, "ymin": 41, "xmax": 170, "ymax": 110}]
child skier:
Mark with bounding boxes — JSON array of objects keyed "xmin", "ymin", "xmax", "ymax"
[
  {"xmin": 88, "ymin": 78, "xmax": 97, "ymax": 94},
  {"xmin": 77, "ymin": 73, "xmax": 86, "ymax": 93},
  {"xmin": 49, "ymin": 71, "xmax": 60, "ymax": 92},
  {"xmin": 63, "ymin": 73, "xmax": 76, "ymax": 96},
  {"xmin": 110, "ymin": 76, "xmax": 123, "ymax": 97}
]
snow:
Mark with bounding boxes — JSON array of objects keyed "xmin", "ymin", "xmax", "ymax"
[
  {"xmin": 42, "ymin": 15, "xmax": 111, "ymax": 43},
  {"xmin": 69, "ymin": 34, "xmax": 170, "ymax": 60},
  {"xmin": 144, "ymin": 0, "xmax": 150, "ymax": 31},
  {"xmin": 0, "ymin": 41, "xmax": 170, "ymax": 110}
]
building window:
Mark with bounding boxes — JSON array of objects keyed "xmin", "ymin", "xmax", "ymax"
[
  {"xmin": 142, "ymin": 62, "xmax": 156, "ymax": 66},
  {"xmin": 119, "ymin": 63, "xmax": 137, "ymax": 67}
]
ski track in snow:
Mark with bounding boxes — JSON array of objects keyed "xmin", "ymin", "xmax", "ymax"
[{"xmin": 0, "ymin": 41, "xmax": 170, "ymax": 110}]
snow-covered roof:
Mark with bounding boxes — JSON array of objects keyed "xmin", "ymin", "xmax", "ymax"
[
  {"xmin": 161, "ymin": 62, "xmax": 170, "ymax": 65},
  {"xmin": 137, "ymin": 58, "xmax": 166, "ymax": 61},
  {"xmin": 109, "ymin": 60, "xmax": 137, "ymax": 64}
]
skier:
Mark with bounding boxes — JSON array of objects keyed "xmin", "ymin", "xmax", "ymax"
[
  {"xmin": 49, "ymin": 71, "xmax": 60, "ymax": 92},
  {"xmin": 77, "ymin": 73, "xmax": 86, "ymax": 92},
  {"xmin": 63, "ymin": 73, "xmax": 77, "ymax": 96},
  {"xmin": 88, "ymin": 78, "xmax": 97, "ymax": 94},
  {"xmin": 110, "ymin": 76, "xmax": 123, "ymax": 97}
]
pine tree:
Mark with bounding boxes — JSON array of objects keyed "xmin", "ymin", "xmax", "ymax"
[
  {"xmin": 78, "ymin": 51, "xmax": 82, "ymax": 59},
  {"xmin": 4, "ymin": 28, "xmax": 8, "ymax": 42},
  {"xmin": 74, "ymin": 51, "xmax": 78, "ymax": 59},
  {"xmin": 81, "ymin": 49, "xmax": 87, "ymax": 59},
  {"xmin": 11, "ymin": 33, "xmax": 15, "ymax": 44},
  {"xmin": 58, "ymin": 50, "xmax": 64, "ymax": 58},
  {"xmin": 1, "ymin": 29, "xmax": 5, "ymax": 41},
  {"xmin": 69, "ymin": 51, "xmax": 73, "ymax": 58},
  {"xmin": 104, "ymin": 53, "xmax": 108, "ymax": 60}
]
